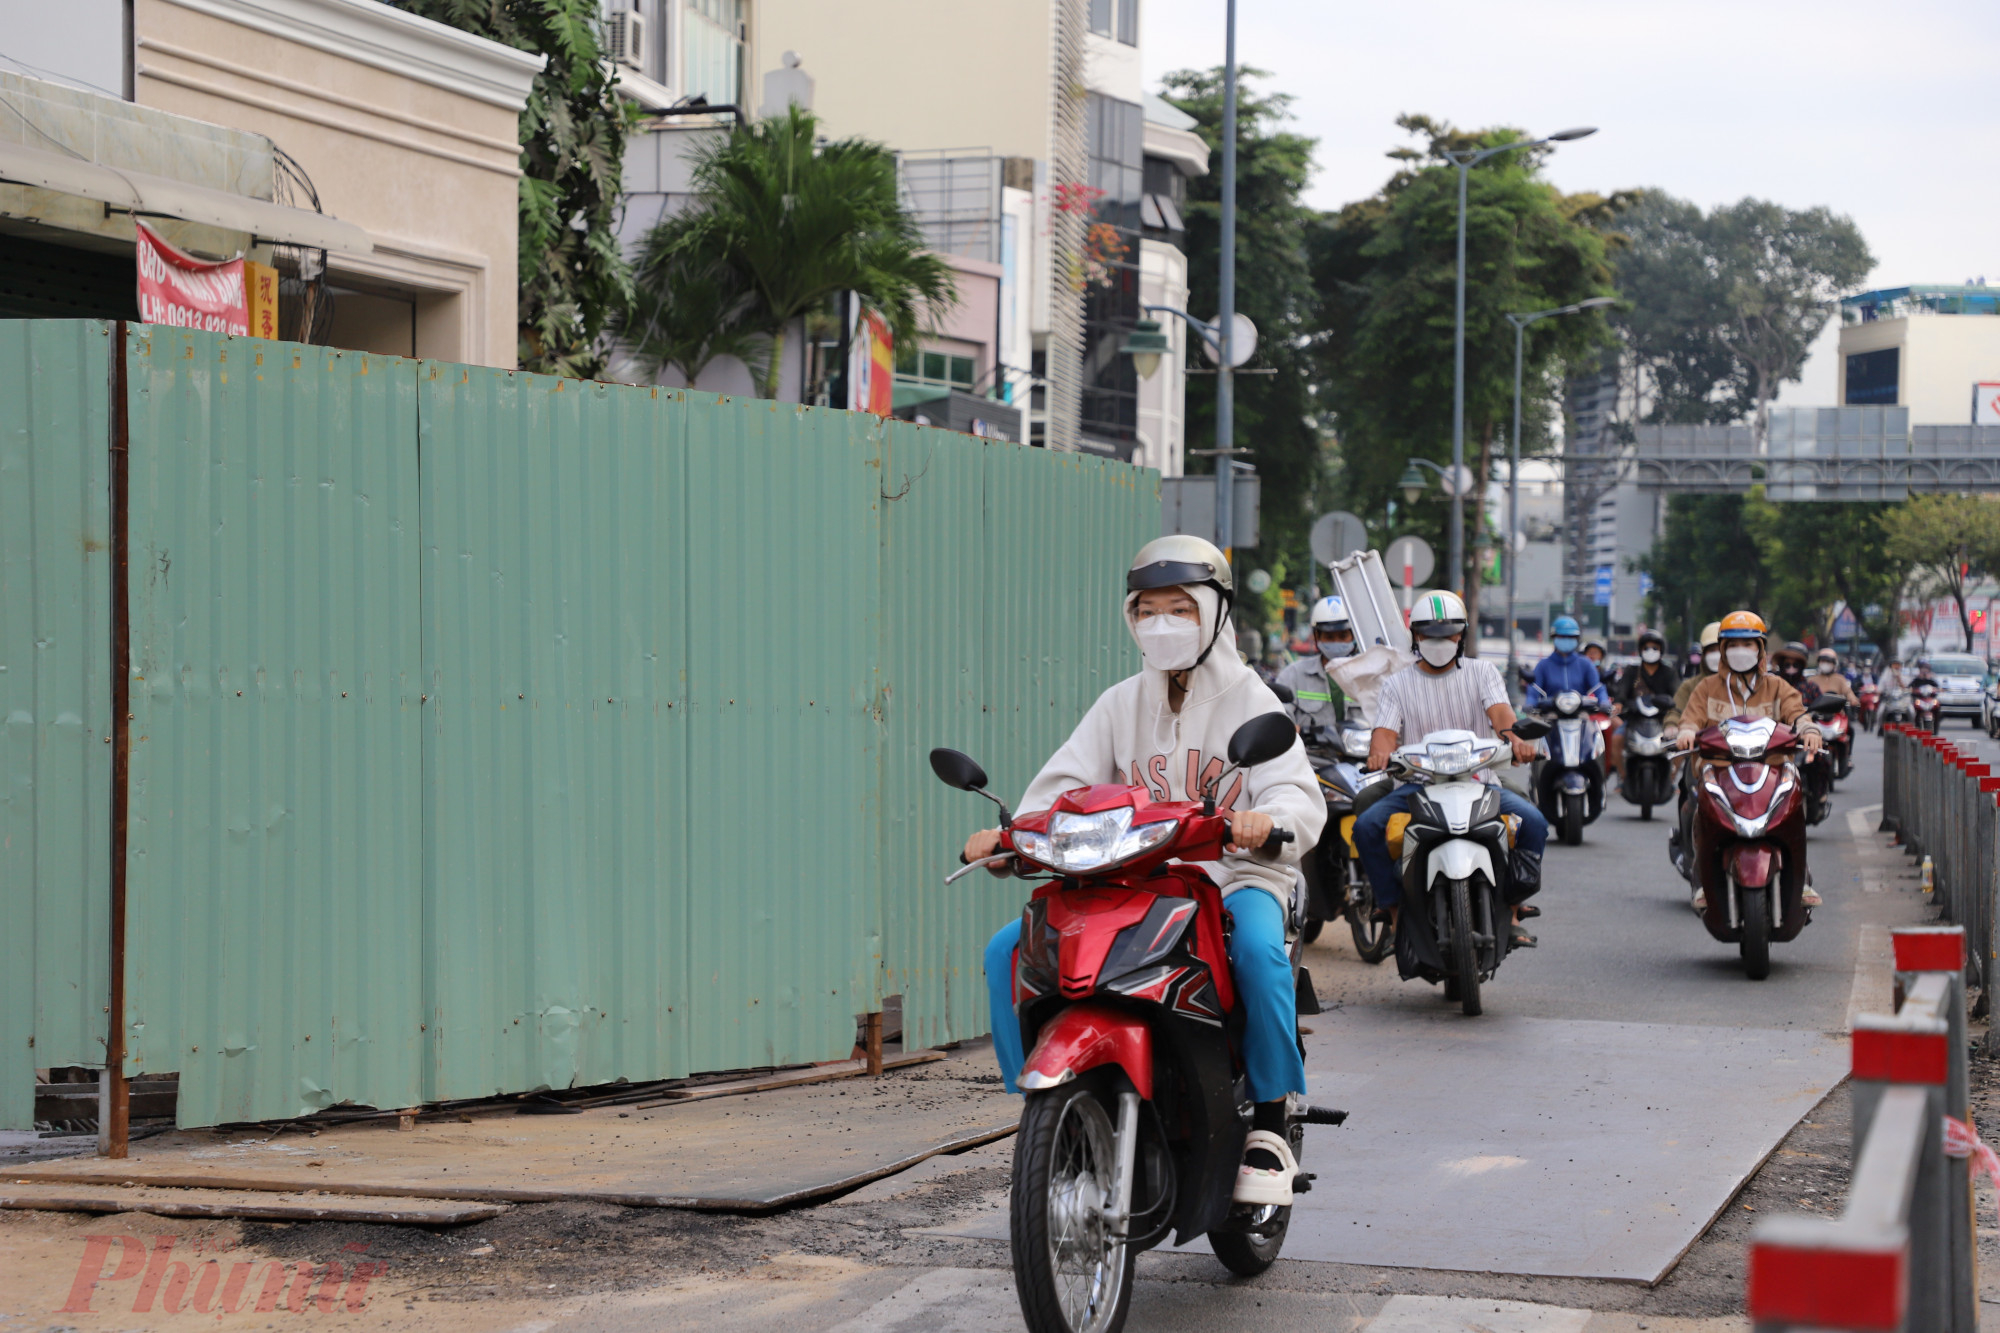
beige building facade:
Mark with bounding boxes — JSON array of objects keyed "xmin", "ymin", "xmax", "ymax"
[
  {"xmin": 133, "ymin": 0, "xmax": 540, "ymax": 365},
  {"xmin": 1838, "ymin": 285, "xmax": 2000, "ymax": 425}
]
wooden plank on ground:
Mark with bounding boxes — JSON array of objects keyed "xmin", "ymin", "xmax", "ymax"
[
  {"xmin": 0, "ymin": 1182, "xmax": 508, "ymax": 1224},
  {"xmin": 642, "ymin": 1049, "xmax": 946, "ymax": 1107}
]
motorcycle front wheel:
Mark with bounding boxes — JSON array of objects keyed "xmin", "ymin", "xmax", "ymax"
[
  {"xmin": 1448, "ymin": 876, "xmax": 1482, "ymax": 1017},
  {"xmin": 1343, "ymin": 864, "xmax": 1393, "ymax": 964},
  {"xmin": 1738, "ymin": 885, "xmax": 1772, "ymax": 981},
  {"xmin": 1560, "ymin": 793, "xmax": 1584, "ymax": 846},
  {"xmin": 1011, "ymin": 1084, "xmax": 1135, "ymax": 1333}
]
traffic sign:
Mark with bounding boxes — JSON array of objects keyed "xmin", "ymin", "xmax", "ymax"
[
  {"xmin": 1309, "ymin": 511, "xmax": 1368, "ymax": 567},
  {"xmin": 1384, "ymin": 535, "xmax": 1435, "ymax": 588},
  {"xmin": 1246, "ymin": 568, "xmax": 1273, "ymax": 594},
  {"xmin": 1593, "ymin": 565, "xmax": 1613, "ymax": 607},
  {"xmin": 1198, "ymin": 313, "xmax": 1259, "ymax": 368}
]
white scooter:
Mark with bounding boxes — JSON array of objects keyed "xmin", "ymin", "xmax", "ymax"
[{"xmin": 1384, "ymin": 726, "xmax": 1545, "ymax": 1016}]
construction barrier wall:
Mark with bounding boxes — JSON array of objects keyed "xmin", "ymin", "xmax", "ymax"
[{"xmin": 0, "ymin": 321, "xmax": 1157, "ymax": 1127}]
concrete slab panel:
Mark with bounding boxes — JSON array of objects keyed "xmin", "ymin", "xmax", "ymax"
[
  {"xmin": 1251, "ymin": 1010, "xmax": 1845, "ymax": 1282},
  {"xmin": 921, "ymin": 1013, "xmax": 1842, "ymax": 1284}
]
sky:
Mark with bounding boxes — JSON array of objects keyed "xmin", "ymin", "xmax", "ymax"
[{"xmin": 1141, "ymin": 0, "xmax": 2000, "ymax": 405}]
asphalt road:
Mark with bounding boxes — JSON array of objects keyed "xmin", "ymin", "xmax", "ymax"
[{"xmin": 1308, "ymin": 712, "xmax": 1927, "ymax": 1032}]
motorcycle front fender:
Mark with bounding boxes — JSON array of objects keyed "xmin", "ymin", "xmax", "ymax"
[
  {"xmin": 1019, "ymin": 1002, "xmax": 1154, "ymax": 1100},
  {"xmin": 1429, "ymin": 838, "xmax": 1495, "ymax": 887},
  {"xmin": 1725, "ymin": 843, "xmax": 1778, "ymax": 889}
]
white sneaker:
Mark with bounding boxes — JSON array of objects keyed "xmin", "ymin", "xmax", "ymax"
[
  {"xmin": 1802, "ymin": 886, "xmax": 1822, "ymax": 907},
  {"xmin": 1232, "ymin": 1130, "xmax": 1298, "ymax": 1207},
  {"xmin": 1690, "ymin": 887, "xmax": 1707, "ymax": 913}
]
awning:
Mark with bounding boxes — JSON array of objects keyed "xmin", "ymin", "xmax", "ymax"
[{"xmin": 0, "ymin": 140, "xmax": 372, "ymax": 256}]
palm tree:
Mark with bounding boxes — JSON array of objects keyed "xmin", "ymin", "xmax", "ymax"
[
  {"xmin": 635, "ymin": 106, "xmax": 958, "ymax": 400},
  {"xmin": 618, "ymin": 222, "xmax": 769, "ymax": 388}
]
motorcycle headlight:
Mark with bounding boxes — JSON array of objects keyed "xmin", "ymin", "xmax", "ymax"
[
  {"xmin": 1016, "ymin": 808, "xmax": 1177, "ymax": 874},
  {"xmin": 1555, "ymin": 690, "xmax": 1582, "ymax": 715},
  {"xmin": 1628, "ymin": 733, "xmax": 1665, "ymax": 756},
  {"xmin": 1424, "ymin": 740, "xmax": 1477, "ymax": 776},
  {"xmin": 1340, "ymin": 725, "xmax": 1373, "ymax": 758}
]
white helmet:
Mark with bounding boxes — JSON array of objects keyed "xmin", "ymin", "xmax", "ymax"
[
  {"xmin": 1409, "ymin": 589, "xmax": 1468, "ymax": 637},
  {"xmin": 1310, "ymin": 596, "xmax": 1348, "ymax": 629},
  {"xmin": 1409, "ymin": 589, "xmax": 1469, "ymax": 665}
]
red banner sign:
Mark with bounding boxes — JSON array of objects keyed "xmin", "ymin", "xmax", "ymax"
[{"xmin": 134, "ymin": 220, "xmax": 275, "ymax": 337}]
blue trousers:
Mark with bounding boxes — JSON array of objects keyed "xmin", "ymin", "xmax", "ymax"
[
  {"xmin": 983, "ymin": 886, "xmax": 1307, "ymax": 1103},
  {"xmin": 1353, "ymin": 783, "xmax": 1547, "ymax": 909}
]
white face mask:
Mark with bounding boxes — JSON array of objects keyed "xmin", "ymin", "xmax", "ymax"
[
  {"xmin": 1134, "ymin": 614, "xmax": 1202, "ymax": 672},
  {"xmin": 1641, "ymin": 647, "xmax": 1662, "ymax": 664},
  {"xmin": 1725, "ymin": 645, "xmax": 1761, "ymax": 674},
  {"xmin": 1817, "ymin": 662, "xmax": 1836, "ymax": 675},
  {"xmin": 1703, "ymin": 649, "xmax": 1722, "ymax": 673},
  {"xmin": 1417, "ymin": 638, "xmax": 1459, "ymax": 668},
  {"xmin": 1318, "ymin": 636, "xmax": 1355, "ymax": 661}
]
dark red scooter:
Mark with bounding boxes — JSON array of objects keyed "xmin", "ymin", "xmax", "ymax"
[
  {"xmin": 933, "ymin": 713, "xmax": 1340, "ymax": 1333},
  {"xmin": 1687, "ymin": 716, "xmax": 1811, "ymax": 980}
]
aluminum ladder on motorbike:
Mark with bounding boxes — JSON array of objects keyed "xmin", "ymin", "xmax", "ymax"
[{"xmin": 1747, "ymin": 926, "xmax": 1977, "ymax": 1333}]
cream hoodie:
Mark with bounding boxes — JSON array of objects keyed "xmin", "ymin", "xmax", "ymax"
[{"xmin": 1015, "ymin": 586, "xmax": 1326, "ymax": 908}]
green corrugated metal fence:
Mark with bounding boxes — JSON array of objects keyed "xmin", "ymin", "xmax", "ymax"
[
  {"xmin": 2, "ymin": 320, "xmax": 1157, "ymax": 1128},
  {"xmin": 0, "ymin": 321, "xmax": 115, "ymax": 1130}
]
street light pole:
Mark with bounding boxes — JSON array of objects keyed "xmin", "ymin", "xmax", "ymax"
[
  {"xmin": 1444, "ymin": 126, "xmax": 1596, "ymax": 603},
  {"xmin": 1215, "ymin": 0, "xmax": 1239, "ymax": 560},
  {"xmin": 1503, "ymin": 296, "xmax": 1616, "ymax": 680}
]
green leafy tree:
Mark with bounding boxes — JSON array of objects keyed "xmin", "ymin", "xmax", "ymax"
[
  {"xmin": 1743, "ymin": 499, "xmax": 1906, "ymax": 649},
  {"xmin": 641, "ymin": 107, "xmax": 957, "ymax": 400},
  {"xmin": 1161, "ymin": 68, "xmax": 1327, "ymax": 572},
  {"xmin": 1880, "ymin": 495, "xmax": 2000, "ymax": 651},
  {"xmin": 1707, "ymin": 199, "xmax": 1874, "ymax": 444},
  {"xmin": 1638, "ymin": 494, "xmax": 1772, "ymax": 649},
  {"xmin": 617, "ymin": 228, "xmax": 769, "ymax": 387},
  {"xmin": 397, "ymin": 0, "xmax": 636, "ymax": 377},
  {"xmin": 1312, "ymin": 115, "xmax": 1618, "ymax": 623},
  {"xmin": 1609, "ymin": 192, "xmax": 1751, "ymax": 424}
]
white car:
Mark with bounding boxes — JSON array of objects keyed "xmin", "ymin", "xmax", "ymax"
[{"xmin": 1924, "ymin": 653, "xmax": 1989, "ymax": 729}]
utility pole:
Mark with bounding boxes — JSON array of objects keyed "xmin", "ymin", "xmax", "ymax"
[{"xmin": 1214, "ymin": 0, "xmax": 1238, "ymax": 561}]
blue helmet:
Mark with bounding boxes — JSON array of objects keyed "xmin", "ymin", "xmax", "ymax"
[{"xmin": 1551, "ymin": 615, "xmax": 1580, "ymax": 639}]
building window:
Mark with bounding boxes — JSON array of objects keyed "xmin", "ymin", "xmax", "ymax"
[
  {"xmin": 684, "ymin": 0, "xmax": 744, "ymax": 105},
  {"xmin": 1846, "ymin": 347, "xmax": 1899, "ymax": 406},
  {"xmin": 1140, "ymin": 155, "xmax": 1186, "ymax": 236},
  {"xmin": 1088, "ymin": 0, "xmax": 1138, "ymax": 44},
  {"xmin": 1081, "ymin": 93, "xmax": 1143, "ymax": 451},
  {"xmin": 897, "ymin": 345, "xmax": 978, "ymax": 393}
]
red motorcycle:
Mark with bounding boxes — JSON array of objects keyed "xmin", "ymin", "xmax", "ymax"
[
  {"xmin": 1814, "ymin": 695, "xmax": 1854, "ymax": 782},
  {"xmin": 1687, "ymin": 716, "xmax": 1811, "ymax": 980},
  {"xmin": 1858, "ymin": 681, "xmax": 1880, "ymax": 732},
  {"xmin": 933, "ymin": 713, "xmax": 1340, "ymax": 1333}
]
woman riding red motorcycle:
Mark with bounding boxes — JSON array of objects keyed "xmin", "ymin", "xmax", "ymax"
[{"xmin": 961, "ymin": 535, "xmax": 1325, "ymax": 1206}]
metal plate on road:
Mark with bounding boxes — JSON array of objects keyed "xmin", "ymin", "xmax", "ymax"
[
  {"xmin": 1222, "ymin": 1009, "xmax": 1846, "ymax": 1281},
  {"xmin": 1383, "ymin": 535, "xmax": 1434, "ymax": 587},
  {"xmin": 1310, "ymin": 511, "xmax": 1369, "ymax": 567}
]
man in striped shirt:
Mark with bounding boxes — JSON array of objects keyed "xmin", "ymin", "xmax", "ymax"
[{"xmin": 1352, "ymin": 591, "xmax": 1548, "ymax": 948}]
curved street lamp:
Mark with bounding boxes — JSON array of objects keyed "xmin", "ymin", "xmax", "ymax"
[{"xmin": 1444, "ymin": 126, "xmax": 1597, "ymax": 599}]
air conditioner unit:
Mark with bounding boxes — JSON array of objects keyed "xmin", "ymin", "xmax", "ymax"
[{"xmin": 606, "ymin": 10, "xmax": 646, "ymax": 69}]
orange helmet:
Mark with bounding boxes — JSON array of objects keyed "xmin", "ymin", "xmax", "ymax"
[{"xmin": 1717, "ymin": 610, "xmax": 1767, "ymax": 641}]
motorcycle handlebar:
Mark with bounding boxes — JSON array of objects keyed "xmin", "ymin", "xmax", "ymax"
[{"xmin": 1260, "ymin": 828, "xmax": 1295, "ymax": 853}]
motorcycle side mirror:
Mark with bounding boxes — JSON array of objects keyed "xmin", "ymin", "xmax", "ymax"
[
  {"xmin": 930, "ymin": 747, "xmax": 1012, "ymax": 828},
  {"xmin": 1228, "ymin": 712, "xmax": 1301, "ymax": 769},
  {"xmin": 1510, "ymin": 717, "xmax": 1552, "ymax": 741},
  {"xmin": 930, "ymin": 748, "xmax": 988, "ymax": 791},
  {"xmin": 1270, "ymin": 682, "xmax": 1296, "ymax": 705}
]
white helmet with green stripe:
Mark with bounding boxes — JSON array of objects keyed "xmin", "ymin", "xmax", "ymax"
[{"xmin": 1410, "ymin": 589, "xmax": 1469, "ymax": 663}]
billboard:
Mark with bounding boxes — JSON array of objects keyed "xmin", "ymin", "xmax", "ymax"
[{"xmin": 1975, "ymin": 382, "xmax": 2000, "ymax": 426}]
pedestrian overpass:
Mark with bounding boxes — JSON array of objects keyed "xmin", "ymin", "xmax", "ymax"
[{"xmin": 1593, "ymin": 407, "xmax": 2000, "ymax": 499}]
